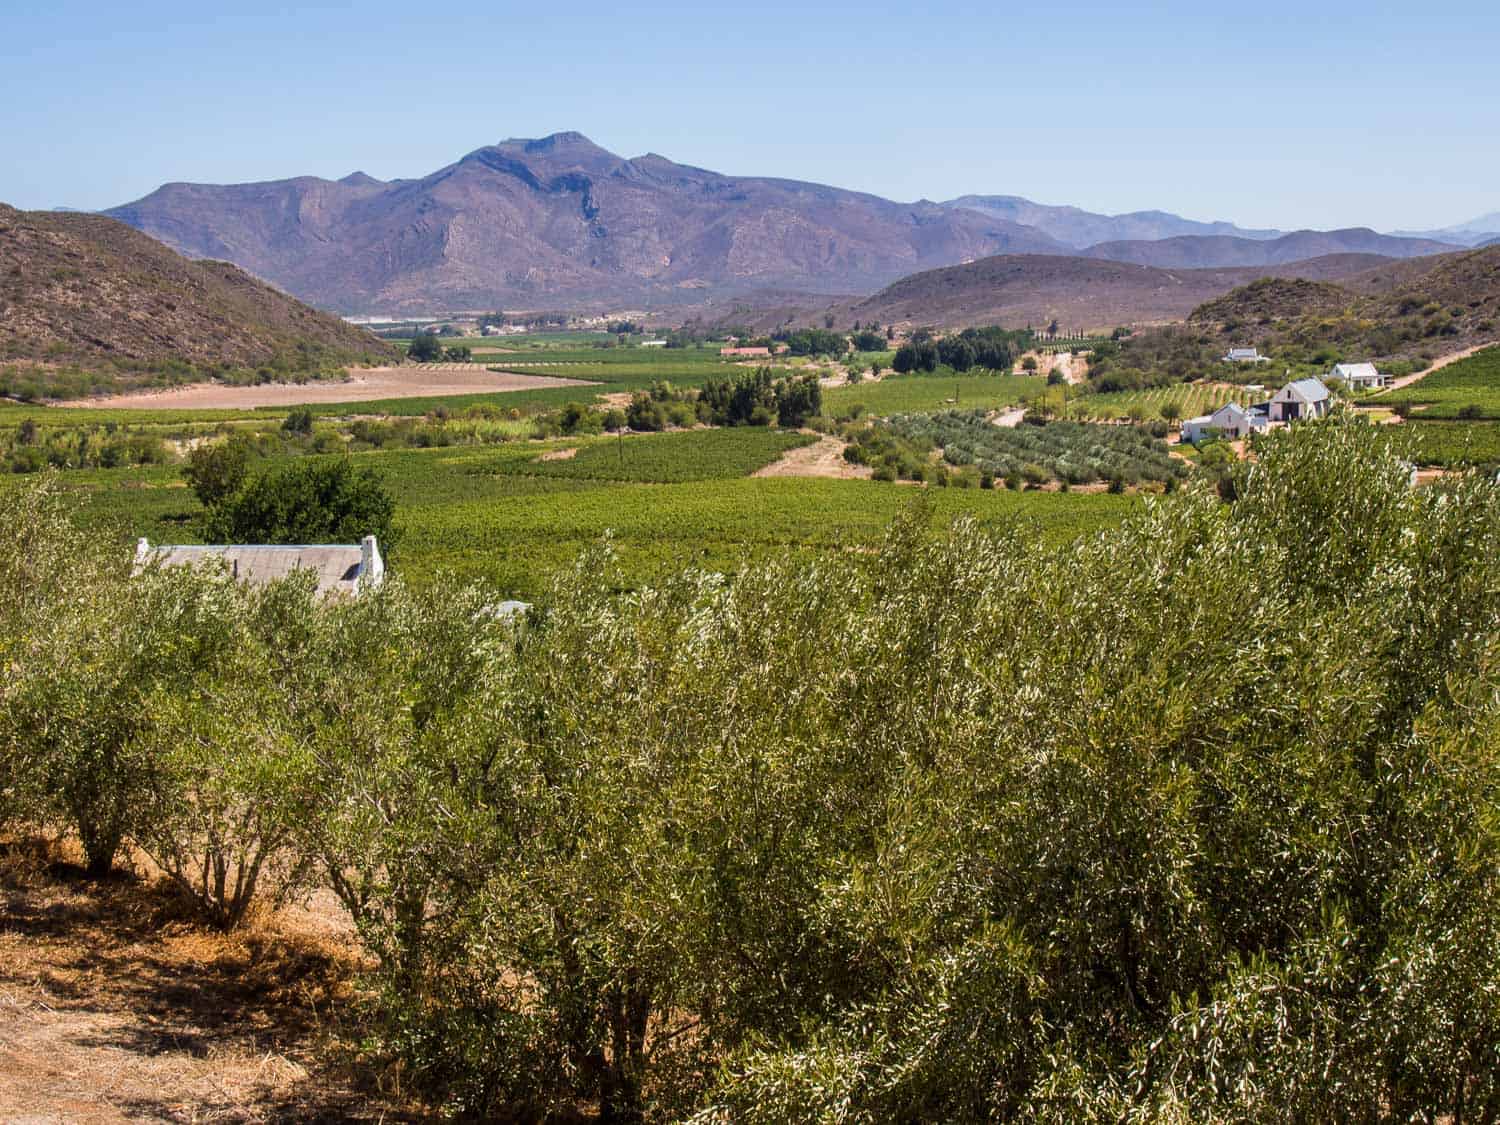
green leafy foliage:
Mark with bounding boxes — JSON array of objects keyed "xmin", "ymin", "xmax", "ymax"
[
  {"xmin": 203, "ymin": 457, "xmax": 398, "ymax": 550},
  {"xmin": 5, "ymin": 421, "xmax": 1498, "ymax": 1120},
  {"xmin": 698, "ymin": 368, "xmax": 822, "ymax": 427}
]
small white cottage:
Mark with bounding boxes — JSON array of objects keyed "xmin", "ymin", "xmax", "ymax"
[
  {"xmin": 1329, "ymin": 362, "xmax": 1388, "ymax": 391},
  {"xmin": 134, "ymin": 536, "xmax": 385, "ymax": 598}
]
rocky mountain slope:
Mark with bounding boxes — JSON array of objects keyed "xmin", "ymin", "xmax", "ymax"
[
  {"xmin": 0, "ymin": 204, "xmax": 395, "ymax": 386},
  {"xmin": 106, "ymin": 133, "xmax": 1073, "ymax": 312}
]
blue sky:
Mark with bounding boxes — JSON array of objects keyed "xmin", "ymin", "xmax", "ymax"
[{"xmin": 2, "ymin": 0, "xmax": 1496, "ymax": 232}]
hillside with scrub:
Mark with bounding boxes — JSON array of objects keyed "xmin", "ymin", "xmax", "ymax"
[
  {"xmin": 1187, "ymin": 244, "xmax": 1500, "ymax": 359},
  {"xmin": 3, "ymin": 422, "xmax": 1499, "ymax": 1121},
  {"xmin": 0, "ymin": 205, "xmax": 397, "ymax": 400}
]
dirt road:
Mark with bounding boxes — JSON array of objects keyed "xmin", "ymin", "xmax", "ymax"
[
  {"xmin": 992, "ymin": 407, "xmax": 1026, "ymax": 428},
  {"xmin": 752, "ymin": 436, "xmax": 872, "ymax": 480}
]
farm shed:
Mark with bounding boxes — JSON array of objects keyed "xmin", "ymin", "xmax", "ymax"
[{"xmin": 1269, "ymin": 378, "xmax": 1331, "ymax": 422}]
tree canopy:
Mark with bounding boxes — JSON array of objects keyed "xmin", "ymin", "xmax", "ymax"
[{"xmin": 203, "ymin": 457, "xmax": 398, "ymax": 550}]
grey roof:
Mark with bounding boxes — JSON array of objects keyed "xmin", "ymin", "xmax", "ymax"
[
  {"xmin": 136, "ymin": 540, "xmax": 381, "ymax": 598},
  {"xmin": 1213, "ymin": 402, "xmax": 1250, "ymax": 421},
  {"xmin": 1284, "ymin": 377, "xmax": 1330, "ymax": 403},
  {"xmin": 1331, "ymin": 362, "xmax": 1380, "ymax": 380}
]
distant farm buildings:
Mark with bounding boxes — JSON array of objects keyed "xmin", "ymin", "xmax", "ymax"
[
  {"xmin": 134, "ymin": 536, "xmax": 386, "ymax": 598},
  {"xmin": 721, "ymin": 346, "xmax": 772, "ymax": 357},
  {"xmin": 640, "ymin": 339, "xmax": 669, "ymax": 348},
  {"xmin": 1329, "ymin": 362, "xmax": 1389, "ymax": 391},
  {"xmin": 1180, "ymin": 377, "xmax": 1333, "ymax": 444}
]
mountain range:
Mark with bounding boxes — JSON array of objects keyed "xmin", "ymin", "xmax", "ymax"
[
  {"xmin": 99, "ymin": 132, "xmax": 1482, "ymax": 313},
  {"xmin": 1392, "ymin": 212, "xmax": 1500, "ymax": 247}
]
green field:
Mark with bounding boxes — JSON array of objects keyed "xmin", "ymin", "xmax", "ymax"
[
  {"xmin": 825, "ymin": 373, "xmax": 1040, "ymax": 417},
  {"xmin": 1398, "ymin": 346, "xmax": 1500, "ymax": 418},
  {"xmin": 1403, "ymin": 420, "xmax": 1500, "ymax": 467},
  {"xmin": 47, "ymin": 427, "xmax": 1137, "ymax": 599},
  {"xmin": 1074, "ymin": 383, "xmax": 1266, "ymax": 421}
]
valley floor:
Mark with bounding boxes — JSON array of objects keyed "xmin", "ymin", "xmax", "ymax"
[{"xmin": 55, "ymin": 366, "xmax": 595, "ymax": 411}]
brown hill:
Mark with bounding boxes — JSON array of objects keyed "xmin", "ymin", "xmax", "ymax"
[
  {"xmin": 1083, "ymin": 228, "xmax": 1459, "ymax": 269},
  {"xmin": 0, "ymin": 204, "xmax": 396, "ymax": 394},
  {"xmin": 105, "ymin": 133, "xmax": 1073, "ymax": 313},
  {"xmin": 1188, "ymin": 277, "xmax": 1355, "ymax": 326},
  {"xmin": 820, "ymin": 252, "xmax": 1396, "ymax": 332}
]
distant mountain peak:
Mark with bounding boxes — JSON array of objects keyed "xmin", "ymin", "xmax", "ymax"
[{"xmin": 338, "ymin": 171, "xmax": 382, "ymax": 187}]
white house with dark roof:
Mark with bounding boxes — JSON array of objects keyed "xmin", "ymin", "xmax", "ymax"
[
  {"xmin": 135, "ymin": 536, "xmax": 385, "ymax": 598},
  {"xmin": 1269, "ymin": 378, "xmax": 1331, "ymax": 422},
  {"xmin": 1181, "ymin": 401, "xmax": 1269, "ymax": 444},
  {"xmin": 1328, "ymin": 362, "xmax": 1388, "ymax": 391}
]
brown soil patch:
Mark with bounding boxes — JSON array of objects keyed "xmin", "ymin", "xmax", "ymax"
[
  {"xmin": 753, "ymin": 436, "xmax": 871, "ymax": 480},
  {"xmin": 598, "ymin": 391, "xmax": 635, "ymax": 409},
  {"xmin": 55, "ymin": 367, "xmax": 596, "ymax": 411},
  {"xmin": 538, "ymin": 447, "xmax": 578, "ymax": 462},
  {"xmin": 0, "ymin": 840, "xmax": 423, "ymax": 1123}
]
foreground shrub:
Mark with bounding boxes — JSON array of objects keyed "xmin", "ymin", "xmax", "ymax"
[{"xmin": 4, "ymin": 419, "xmax": 1499, "ymax": 1120}]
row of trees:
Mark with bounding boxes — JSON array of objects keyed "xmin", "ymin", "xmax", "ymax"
[
  {"xmin": 3, "ymin": 424, "xmax": 1499, "ymax": 1120},
  {"xmin": 698, "ymin": 368, "xmax": 822, "ymax": 427},
  {"xmin": 892, "ymin": 326, "xmax": 1029, "ymax": 374}
]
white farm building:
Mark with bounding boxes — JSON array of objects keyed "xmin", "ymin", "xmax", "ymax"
[
  {"xmin": 135, "ymin": 536, "xmax": 386, "ymax": 598},
  {"xmin": 1329, "ymin": 362, "xmax": 1389, "ymax": 391}
]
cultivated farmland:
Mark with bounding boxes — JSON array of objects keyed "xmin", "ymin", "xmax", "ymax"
[
  {"xmin": 887, "ymin": 410, "xmax": 1187, "ymax": 485},
  {"xmin": 1396, "ymin": 345, "xmax": 1500, "ymax": 418}
]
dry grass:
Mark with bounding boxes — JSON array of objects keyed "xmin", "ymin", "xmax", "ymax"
[
  {"xmin": 751, "ymin": 435, "xmax": 871, "ymax": 480},
  {"xmin": 0, "ymin": 837, "xmax": 429, "ymax": 1123},
  {"xmin": 53, "ymin": 367, "xmax": 595, "ymax": 411}
]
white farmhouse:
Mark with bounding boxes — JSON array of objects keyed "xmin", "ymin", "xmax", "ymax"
[
  {"xmin": 1328, "ymin": 362, "xmax": 1388, "ymax": 391},
  {"xmin": 135, "ymin": 536, "xmax": 385, "ymax": 598},
  {"xmin": 1181, "ymin": 401, "xmax": 1269, "ymax": 444},
  {"xmin": 1268, "ymin": 378, "xmax": 1331, "ymax": 423},
  {"xmin": 1224, "ymin": 346, "xmax": 1269, "ymax": 363}
]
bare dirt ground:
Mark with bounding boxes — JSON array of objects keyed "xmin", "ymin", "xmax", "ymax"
[
  {"xmin": 753, "ymin": 435, "xmax": 871, "ymax": 480},
  {"xmin": 1379, "ymin": 344, "xmax": 1491, "ymax": 394},
  {"xmin": 991, "ymin": 407, "xmax": 1026, "ymax": 429},
  {"xmin": 1012, "ymin": 351, "xmax": 1085, "ymax": 385},
  {"xmin": 55, "ymin": 367, "xmax": 596, "ymax": 411},
  {"xmin": 0, "ymin": 840, "xmax": 423, "ymax": 1123},
  {"xmin": 538, "ymin": 447, "xmax": 578, "ymax": 461}
]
